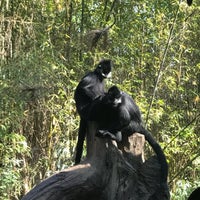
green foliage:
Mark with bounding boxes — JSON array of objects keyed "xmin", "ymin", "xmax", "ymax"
[
  {"xmin": 0, "ymin": 128, "xmax": 29, "ymax": 199},
  {"xmin": 0, "ymin": 0, "xmax": 199, "ymax": 199},
  {"xmin": 171, "ymin": 179, "xmax": 200, "ymax": 200}
]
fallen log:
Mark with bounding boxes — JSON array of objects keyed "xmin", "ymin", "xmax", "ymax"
[{"xmin": 22, "ymin": 122, "xmax": 170, "ymax": 200}]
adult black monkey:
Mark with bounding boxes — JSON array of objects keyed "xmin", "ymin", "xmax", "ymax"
[
  {"xmin": 89, "ymin": 86, "xmax": 169, "ymax": 197},
  {"xmin": 74, "ymin": 59, "xmax": 112, "ymax": 164}
]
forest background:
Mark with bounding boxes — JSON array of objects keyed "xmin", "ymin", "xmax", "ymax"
[{"xmin": 0, "ymin": 0, "xmax": 199, "ymax": 199}]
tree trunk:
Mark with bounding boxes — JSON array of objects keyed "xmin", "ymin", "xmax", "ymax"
[{"xmin": 22, "ymin": 122, "xmax": 170, "ymax": 200}]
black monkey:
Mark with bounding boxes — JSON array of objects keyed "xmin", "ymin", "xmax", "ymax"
[
  {"xmin": 74, "ymin": 59, "xmax": 112, "ymax": 164},
  {"xmin": 188, "ymin": 187, "xmax": 200, "ymax": 200},
  {"xmin": 187, "ymin": 0, "xmax": 193, "ymax": 6},
  {"xmin": 89, "ymin": 86, "xmax": 169, "ymax": 197}
]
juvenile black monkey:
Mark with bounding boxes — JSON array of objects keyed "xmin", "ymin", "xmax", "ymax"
[
  {"xmin": 89, "ymin": 86, "xmax": 169, "ymax": 198},
  {"xmin": 74, "ymin": 59, "xmax": 112, "ymax": 164}
]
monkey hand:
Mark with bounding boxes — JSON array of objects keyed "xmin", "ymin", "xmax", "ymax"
[
  {"xmin": 96, "ymin": 130, "xmax": 121, "ymax": 142},
  {"xmin": 96, "ymin": 129, "xmax": 111, "ymax": 138}
]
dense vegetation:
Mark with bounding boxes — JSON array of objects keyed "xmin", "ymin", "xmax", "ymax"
[{"xmin": 0, "ymin": 0, "xmax": 199, "ymax": 199}]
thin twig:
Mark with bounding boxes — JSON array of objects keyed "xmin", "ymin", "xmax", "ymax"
[
  {"xmin": 145, "ymin": 5, "xmax": 180, "ymax": 125},
  {"xmin": 169, "ymin": 151, "xmax": 200, "ymax": 186},
  {"xmin": 164, "ymin": 113, "xmax": 200, "ymax": 150}
]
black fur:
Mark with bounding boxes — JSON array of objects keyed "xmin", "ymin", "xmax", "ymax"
[
  {"xmin": 74, "ymin": 59, "xmax": 112, "ymax": 164},
  {"xmin": 90, "ymin": 86, "xmax": 169, "ymax": 197},
  {"xmin": 187, "ymin": 0, "xmax": 193, "ymax": 6},
  {"xmin": 188, "ymin": 187, "xmax": 200, "ymax": 200}
]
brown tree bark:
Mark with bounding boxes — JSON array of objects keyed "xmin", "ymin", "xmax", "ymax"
[{"xmin": 22, "ymin": 122, "xmax": 170, "ymax": 200}]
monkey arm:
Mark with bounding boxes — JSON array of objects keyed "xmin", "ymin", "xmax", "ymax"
[
  {"xmin": 103, "ymin": 106, "xmax": 131, "ymax": 133},
  {"xmin": 95, "ymin": 106, "xmax": 130, "ymax": 142},
  {"xmin": 81, "ymin": 76, "xmax": 105, "ymax": 100}
]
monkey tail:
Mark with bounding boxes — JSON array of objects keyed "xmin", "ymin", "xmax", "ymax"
[
  {"xmin": 143, "ymin": 130, "xmax": 169, "ymax": 184},
  {"xmin": 75, "ymin": 119, "xmax": 87, "ymax": 165}
]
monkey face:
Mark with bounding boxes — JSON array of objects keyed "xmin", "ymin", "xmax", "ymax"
[
  {"xmin": 98, "ymin": 59, "xmax": 112, "ymax": 78},
  {"xmin": 107, "ymin": 86, "xmax": 122, "ymax": 107}
]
